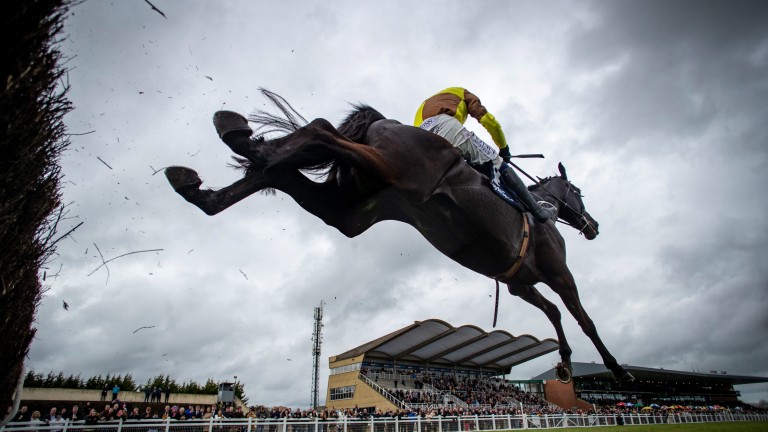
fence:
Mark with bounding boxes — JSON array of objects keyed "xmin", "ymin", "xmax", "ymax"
[{"xmin": 3, "ymin": 412, "xmax": 767, "ymax": 432}]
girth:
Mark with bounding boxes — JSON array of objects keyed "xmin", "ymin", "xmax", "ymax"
[
  {"xmin": 493, "ymin": 213, "xmax": 531, "ymax": 281},
  {"xmin": 491, "ymin": 214, "xmax": 531, "ymax": 327}
]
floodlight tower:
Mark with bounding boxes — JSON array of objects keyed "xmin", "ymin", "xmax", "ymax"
[{"xmin": 310, "ymin": 300, "xmax": 324, "ymax": 409}]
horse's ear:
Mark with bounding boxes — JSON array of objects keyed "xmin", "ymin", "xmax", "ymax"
[{"xmin": 558, "ymin": 162, "xmax": 568, "ymax": 180}]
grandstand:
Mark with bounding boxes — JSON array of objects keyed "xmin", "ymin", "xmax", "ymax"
[
  {"xmin": 533, "ymin": 361, "xmax": 768, "ymax": 410},
  {"xmin": 325, "ymin": 319, "xmax": 768, "ymax": 413},
  {"xmin": 325, "ymin": 319, "xmax": 560, "ymax": 413}
]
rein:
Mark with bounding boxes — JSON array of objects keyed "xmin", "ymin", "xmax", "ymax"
[
  {"xmin": 508, "ymin": 161, "xmax": 595, "ymax": 235},
  {"xmin": 539, "ymin": 183, "xmax": 592, "ymax": 236}
]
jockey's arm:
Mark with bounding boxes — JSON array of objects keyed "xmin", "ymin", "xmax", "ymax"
[{"xmin": 463, "ymin": 89, "xmax": 509, "ymax": 152}]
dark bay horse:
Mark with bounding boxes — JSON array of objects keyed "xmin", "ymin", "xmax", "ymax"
[{"xmin": 164, "ymin": 90, "xmax": 634, "ymax": 383}]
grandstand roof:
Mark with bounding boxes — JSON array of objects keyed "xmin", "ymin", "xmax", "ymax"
[
  {"xmin": 331, "ymin": 319, "xmax": 559, "ymax": 373},
  {"xmin": 532, "ymin": 362, "xmax": 768, "ymax": 385}
]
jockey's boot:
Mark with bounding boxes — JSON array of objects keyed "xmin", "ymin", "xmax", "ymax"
[{"xmin": 498, "ymin": 164, "xmax": 554, "ymax": 223}]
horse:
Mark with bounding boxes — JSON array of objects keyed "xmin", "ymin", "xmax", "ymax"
[{"xmin": 164, "ymin": 90, "xmax": 634, "ymax": 383}]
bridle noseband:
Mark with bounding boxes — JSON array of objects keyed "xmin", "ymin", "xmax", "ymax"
[
  {"xmin": 535, "ymin": 179, "xmax": 595, "ymax": 236},
  {"xmin": 505, "ymin": 161, "xmax": 596, "ymax": 236}
]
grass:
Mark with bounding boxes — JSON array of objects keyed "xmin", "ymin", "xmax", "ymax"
[{"xmin": 515, "ymin": 421, "xmax": 768, "ymax": 432}]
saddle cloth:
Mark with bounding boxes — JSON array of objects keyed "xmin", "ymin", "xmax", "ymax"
[
  {"xmin": 469, "ymin": 161, "xmax": 524, "ymax": 212},
  {"xmin": 492, "ymin": 177, "xmax": 524, "ymax": 211}
]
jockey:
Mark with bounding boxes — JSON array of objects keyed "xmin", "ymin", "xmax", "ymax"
[{"xmin": 414, "ymin": 87, "xmax": 553, "ymax": 222}]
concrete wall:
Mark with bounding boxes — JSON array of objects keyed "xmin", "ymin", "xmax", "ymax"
[
  {"xmin": 20, "ymin": 388, "xmax": 218, "ymax": 405},
  {"xmin": 325, "ymin": 372, "xmax": 399, "ymax": 412},
  {"xmin": 328, "ymin": 354, "xmax": 365, "ymax": 369}
]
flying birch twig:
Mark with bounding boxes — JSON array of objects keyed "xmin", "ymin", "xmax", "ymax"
[{"xmin": 88, "ymin": 243, "xmax": 163, "ymax": 284}]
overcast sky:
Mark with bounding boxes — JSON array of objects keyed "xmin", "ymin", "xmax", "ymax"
[{"xmin": 28, "ymin": 0, "xmax": 768, "ymax": 408}]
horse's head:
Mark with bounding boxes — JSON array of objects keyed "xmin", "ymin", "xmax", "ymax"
[{"xmin": 532, "ymin": 163, "xmax": 599, "ymax": 240}]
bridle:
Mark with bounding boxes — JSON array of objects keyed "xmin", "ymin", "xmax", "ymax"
[
  {"xmin": 506, "ymin": 161, "xmax": 595, "ymax": 234},
  {"xmin": 528, "ymin": 176, "xmax": 595, "ymax": 237},
  {"xmin": 550, "ymin": 180, "xmax": 595, "ymax": 236}
]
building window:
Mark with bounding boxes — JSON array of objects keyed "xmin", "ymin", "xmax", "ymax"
[
  {"xmin": 330, "ymin": 363, "xmax": 361, "ymax": 376},
  {"xmin": 330, "ymin": 385, "xmax": 356, "ymax": 400}
]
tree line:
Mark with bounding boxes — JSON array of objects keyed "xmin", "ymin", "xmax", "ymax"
[{"xmin": 24, "ymin": 371, "xmax": 224, "ymax": 395}]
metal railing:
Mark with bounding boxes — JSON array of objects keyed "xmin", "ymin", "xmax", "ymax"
[
  {"xmin": 3, "ymin": 412, "xmax": 766, "ymax": 432},
  {"xmin": 503, "ymin": 397, "xmax": 559, "ymax": 414},
  {"xmin": 420, "ymin": 383, "xmax": 439, "ymax": 394},
  {"xmin": 358, "ymin": 373, "xmax": 407, "ymax": 410},
  {"xmin": 440, "ymin": 395, "xmax": 468, "ymax": 410}
]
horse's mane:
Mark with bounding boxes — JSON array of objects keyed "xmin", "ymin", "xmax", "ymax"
[
  {"xmin": 529, "ymin": 174, "xmax": 581, "ymax": 198},
  {"xmin": 528, "ymin": 176, "xmax": 555, "ymax": 192}
]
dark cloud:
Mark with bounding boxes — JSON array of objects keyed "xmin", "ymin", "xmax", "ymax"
[{"xmin": 559, "ymin": 0, "xmax": 768, "ymax": 153}]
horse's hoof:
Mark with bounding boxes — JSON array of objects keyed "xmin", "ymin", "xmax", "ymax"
[
  {"xmin": 213, "ymin": 110, "xmax": 252, "ymax": 139},
  {"xmin": 618, "ymin": 371, "xmax": 635, "ymax": 383},
  {"xmin": 555, "ymin": 363, "xmax": 572, "ymax": 384},
  {"xmin": 165, "ymin": 166, "xmax": 202, "ymax": 191}
]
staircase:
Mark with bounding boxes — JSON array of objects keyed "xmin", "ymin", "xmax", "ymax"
[{"xmin": 358, "ymin": 373, "xmax": 407, "ymax": 409}]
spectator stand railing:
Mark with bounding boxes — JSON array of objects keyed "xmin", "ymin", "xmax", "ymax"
[
  {"xmin": 416, "ymin": 380, "xmax": 456, "ymax": 409},
  {"xmin": 404, "ymin": 403, "xmax": 430, "ymax": 412},
  {"xmin": 502, "ymin": 397, "xmax": 559, "ymax": 414},
  {"xmin": 420, "ymin": 383, "xmax": 439, "ymax": 394},
  {"xmin": 3, "ymin": 412, "xmax": 768, "ymax": 432},
  {"xmin": 440, "ymin": 395, "xmax": 467, "ymax": 410},
  {"xmin": 358, "ymin": 373, "xmax": 408, "ymax": 410}
]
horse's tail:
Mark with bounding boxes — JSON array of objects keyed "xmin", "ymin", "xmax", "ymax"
[
  {"xmin": 337, "ymin": 105, "xmax": 386, "ymax": 144},
  {"xmin": 248, "ymin": 88, "xmax": 308, "ymax": 137},
  {"xmin": 233, "ymin": 88, "xmax": 310, "ymax": 181}
]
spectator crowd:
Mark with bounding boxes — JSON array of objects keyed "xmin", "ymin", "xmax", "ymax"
[{"xmin": 6, "ymin": 371, "xmax": 766, "ymax": 428}]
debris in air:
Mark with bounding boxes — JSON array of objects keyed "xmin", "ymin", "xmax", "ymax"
[
  {"xmin": 97, "ymin": 156, "xmax": 113, "ymax": 170},
  {"xmin": 133, "ymin": 325, "xmax": 156, "ymax": 333},
  {"xmin": 143, "ymin": 0, "xmax": 167, "ymax": 19},
  {"xmin": 88, "ymin": 243, "xmax": 163, "ymax": 284}
]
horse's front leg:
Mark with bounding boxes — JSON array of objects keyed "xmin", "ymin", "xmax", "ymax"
[
  {"xmin": 165, "ymin": 166, "xmax": 266, "ymax": 215},
  {"xmin": 546, "ymin": 273, "xmax": 635, "ymax": 383},
  {"xmin": 507, "ymin": 284, "xmax": 573, "ymax": 382}
]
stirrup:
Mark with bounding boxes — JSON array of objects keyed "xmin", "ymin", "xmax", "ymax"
[
  {"xmin": 537, "ymin": 201, "xmax": 556, "ymax": 222},
  {"xmin": 530, "ymin": 205, "xmax": 554, "ymax": 223}
]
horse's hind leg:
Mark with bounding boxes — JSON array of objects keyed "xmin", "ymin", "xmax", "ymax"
[
  {"xmin": 212, "ymin": 110, "xmax": 261, "ymax": 159},
  {"xmin": 507, "ymin": 284, "xmax": 573, "ymax": 380},
  {"xmin": 546, "ymin": 273, "xmax": 635, "ymax": 382},
  {"xmin": 215, "ymin": 111, "xmax": 395, "ymax": 184},
  {"xmin": 165, "ymin": 167, "xmax": 267, "ymax": 215}
]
